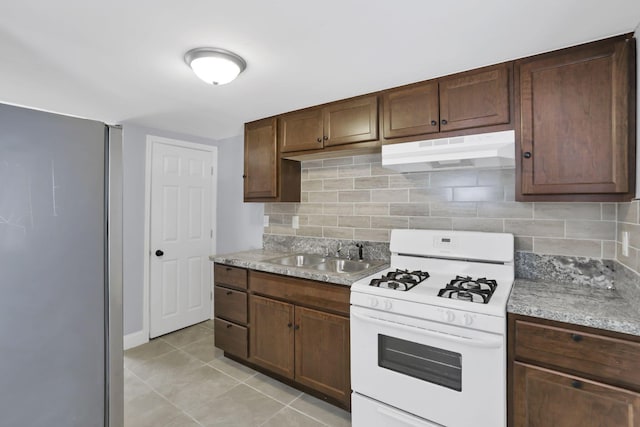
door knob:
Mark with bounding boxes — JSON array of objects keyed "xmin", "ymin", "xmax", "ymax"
[{"xmin": 155, "ymin": 250, "xmax": 164, "ymax": 257}]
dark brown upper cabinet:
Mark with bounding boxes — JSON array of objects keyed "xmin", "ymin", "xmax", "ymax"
[
  {"xmin": 382, "ymin": 81, "xmax": 440, "ymax": 139},
  {"xmin": 280, "ymin": 95, "xmax": 378, "ymax": 153},
  {"xmin": 382, "ymin": 63, "xmax": 511, "ymax": 141},
  {"xmin": 439, "ymin": 65, "xmax": 510, "ymax": 132},
  {"xmin": 244, "ymin": 118, "xmax": 300, "ymax": 202},
  {"xmin": 516, "ymin": 35, "xmax": 636, "ymax": 202}
]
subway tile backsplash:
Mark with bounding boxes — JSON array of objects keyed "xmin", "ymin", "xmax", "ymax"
[{"xmin": 264, "ymin": 153, "xmax": 620, "ymax": 260}]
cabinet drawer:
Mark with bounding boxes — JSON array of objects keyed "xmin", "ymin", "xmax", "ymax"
[
  {"xmin": 515, "ymin": 320, "xmax": 640, "ymax": 390},
  {"xmin": 214, "ymin": 264, "xmax": 248, "ymax": 290},
  {"xmin": 214, "ymin": 286, "xmax": 247, "ymax": 325},
  {"xmin": 214, "ymin": 318, "xmax": 247, "ymax": 359},
  {"xmin": 249, "ymin": 271, "xmax": 350, "ymax": 316}
]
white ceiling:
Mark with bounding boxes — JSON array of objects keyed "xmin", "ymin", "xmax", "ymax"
[{"xmin": 1, "ymin": 1, "xmax": 639, "ymax": 140}]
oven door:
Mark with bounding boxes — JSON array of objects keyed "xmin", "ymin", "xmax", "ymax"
[{"xmin": 351, "ymin": 305, "xmax": 506, "ymax": 427}]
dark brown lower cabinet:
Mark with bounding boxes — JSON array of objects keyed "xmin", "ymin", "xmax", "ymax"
[
  {"xmin": 513, "ymin": 363, "xmax": 640, "ymax": 427},
  {"xmin": 249, "ymin": 294, "xmax": 351, "ymax": 407},
  {"xmin": 509, "ymin": 314, "xmax": 640, "ymax": 427},
  {"xmin": 247, "ymin": 271, "xmax": 351, "ymax": 409},
  {"xmin": 294, "ymin": 306, "xmax": 350, "ymax": 404},
  {"xmin": 249, "ymin": 295, "xmax": 295, "ymax": 379}
]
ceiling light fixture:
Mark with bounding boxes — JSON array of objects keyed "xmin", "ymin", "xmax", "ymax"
[{"xmin": 184, "ymin": 47, "xmax": 247, "ymax": 85}]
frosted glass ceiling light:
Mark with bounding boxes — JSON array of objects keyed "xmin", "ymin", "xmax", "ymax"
[{"xmin": 184, "ymin": 48, "xmax": 246, "ymax": 85}]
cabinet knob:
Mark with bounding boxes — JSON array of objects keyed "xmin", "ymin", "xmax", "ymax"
[
  {"xmin": 317, "ymin": 137, "xmax": 322, "ymax": 143},
  {"xmin": 571, "ymin": 333, "xmax": 583, "ymax": 342},
  {"xmin": 226, "ymin": 324, "xmax": 232, "ymax": 329},
  {"xmin": 242, "ymin": 174, "xmax": 246, "ymax": 178},
  {"xmin": 523, "ymin": 152, "xmax": 532, "ymax": 159},
  {"xmin": 226, "ymin": 290, "xmax": 233, "ymax": 296},
  {"xmin": 323, "ymin": 135, "xmax": 328, "ymax": 141},
  {"xmin": 441, "ymin": 119, "xmax": 448, "ymax": 125},
  {"xmin": 571, "ymin": 380, "xmax": 582, "ymax": 389},
  {"xmin": 294, "ymin": 325, "xmax": 300, "ymax": 330},
  {"xmin": 287, "ymin": 322, "xmax": 292, "ymax": 328},
  {"xmin": 430, "ymin": 120, "xmax": 437, "ymax": 126}
]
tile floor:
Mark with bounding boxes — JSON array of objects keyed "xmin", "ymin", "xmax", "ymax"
[{"xmin": 124, "ymin": 320, "xmax": 352, "ymax": 427}]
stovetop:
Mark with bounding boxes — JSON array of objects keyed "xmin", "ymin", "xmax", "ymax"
[{"xmin": 351, "ymin": 257, "xmax": 514, "ymax": 318}]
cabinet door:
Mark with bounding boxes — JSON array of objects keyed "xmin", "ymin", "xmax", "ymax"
[
  {"xmin": 513, "ymin": 363, "xmax": 640, "ymax": 427},
  {"xmin": 294, "ymin": 306, "xmax": 350, "ymax": 405},
  {"xmin": 279, "ymin": 109, "xmax": 324, "ymax": 153},
  {"xmin": 249, "ymin": 295, "xmax": 295, "ymax": 379},
  {"xmin": 323, "ymin": 96, "xmax": 378, "ymax": 147},
  {"xmin": 244, "ymin": 118, "xmax": 277, "ymax": 200},
  {"xmin": 439, "ymin": 63, "xmax": 510, "ymax": 132},
  {"xmin": 518, "ymin": 37, "xmax": 633, "ymax": 196},
  {"xmin": 382, "ymin": 81, "xmax": 439, "ymax": 139}
]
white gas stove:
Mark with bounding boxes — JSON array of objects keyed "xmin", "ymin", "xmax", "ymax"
[{"xmin": 350, "ymin": 229, "xmax": 514, "ymax": 427}]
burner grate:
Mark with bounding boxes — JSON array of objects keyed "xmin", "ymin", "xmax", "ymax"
[
  {"xmin": 437, "ymin": 275, "xmax": 498, "ymax": 304},
  {"xmin": 369, "ymin": 269, "xmax": 430, "ymax": 291}
]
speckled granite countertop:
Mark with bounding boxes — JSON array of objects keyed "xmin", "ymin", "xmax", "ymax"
[
  {"xmin": 210, "ymin": 249, "xmax": 389, "ymax": 286},
  {"xmin": 508, "ymin": 279, "xmax": 640, "ymax": 337}
]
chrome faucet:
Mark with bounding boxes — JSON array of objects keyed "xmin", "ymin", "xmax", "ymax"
[
  {"xmin": 336, "ymin": 242, "xmax": 343, "ymax": 258},
  {"xmin": 355, "ymin": 243, "xmax": 364, "ymax": 261}
]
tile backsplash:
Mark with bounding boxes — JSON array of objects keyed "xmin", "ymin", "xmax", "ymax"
[{"xmin": 264, "ymin": 153, "xmax": 620, "ymax": 260}]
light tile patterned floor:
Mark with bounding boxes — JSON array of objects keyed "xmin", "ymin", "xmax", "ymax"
[{"xmin": 124, "ymin": 320, "xmax": 351, "ymax": 427}]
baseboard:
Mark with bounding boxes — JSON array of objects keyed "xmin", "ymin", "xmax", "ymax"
[{"xmin": 123, "ymin": 330, "xmax": 148, "ymax": 350}]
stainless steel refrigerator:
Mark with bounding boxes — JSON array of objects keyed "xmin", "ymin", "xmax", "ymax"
[{"xmin": 0, "ymin": 103, "xmax": 123, "ymax": 426}]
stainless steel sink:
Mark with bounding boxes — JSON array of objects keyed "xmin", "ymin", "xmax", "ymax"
[
  {"xmin": 313, "ymin": 259, "xmax": 372, "ymax": 273},
  {"xmin": 267, "ymin": 253, "xmax": 327, "ymax": 267}
]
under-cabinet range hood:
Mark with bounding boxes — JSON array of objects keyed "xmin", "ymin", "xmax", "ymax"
[{"xmin": 381, "ymin": 130, "xmax": 515, "ymax": 172}]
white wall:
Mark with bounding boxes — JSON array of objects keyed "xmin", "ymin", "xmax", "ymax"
[{"xmin": 122, "ymin": 124, "xmax": 263, "ymax": 336}]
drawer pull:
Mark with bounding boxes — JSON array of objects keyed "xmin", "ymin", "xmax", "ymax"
[
  {"xmin": 571, "ymin": 380, "xmax": 583, "ymax": 389},
  {"xmin": 225, "ymin": 267, "xmax": 232, "ymax": 271},
  {"xmin": 226, "ymin": 324, "xmax": 233, "ymax": 329},
  {"xmin": 571, "ymin": 334, "xmax": 583, "ymax": 342},
  {"xmin": 226, "ymin": 291, "xmax": 233, "ymax": 295}
]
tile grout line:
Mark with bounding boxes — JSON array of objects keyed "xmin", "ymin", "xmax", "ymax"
[
  {"xmin": 126, "ymin": 364, "xmax": 205, "ymax": 427},
  {"xmin": 236, "ymin": 371, "xmax": 342, "ymax": 426}
]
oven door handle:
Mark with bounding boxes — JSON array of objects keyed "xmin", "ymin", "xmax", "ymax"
[{"xmin": 351, "ymin": 311, "xmax": 503, "ymax": 349}]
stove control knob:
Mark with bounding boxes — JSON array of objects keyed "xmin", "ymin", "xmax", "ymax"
[
  {"xmin": 384, "ymin": 300, "xmax": 393, "ymax": 311},
  {"xmin": 369, "ymin": 297, "xmax": 379, "ymax": 308},
  {"xmin": 445, "ymin": 310, "xmax": 456, "ymax": 323},
  {"xmin": 463, "ymin": 313, "xmax": 474, "ymax": 326}
]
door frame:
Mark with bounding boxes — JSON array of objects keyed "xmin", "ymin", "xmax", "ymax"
[{"xmin": 142, "ymin": 135, "xmax": 218, "ymax": 341}]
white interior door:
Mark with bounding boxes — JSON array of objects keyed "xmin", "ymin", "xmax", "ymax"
[{"xmin": 149, "ymin": 140, "xmax": 215, "ymax": 338}]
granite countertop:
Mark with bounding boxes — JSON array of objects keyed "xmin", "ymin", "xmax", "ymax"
[
  {"xmin": 508, "ymin": 279, "xmax": 640, "ymax": 337},
  {"xmin": 210, "ymin": 249, "xmax": 389, "ymax": 286}
]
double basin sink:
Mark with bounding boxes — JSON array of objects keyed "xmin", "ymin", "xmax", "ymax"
[{"xmin": 266, "ymin": 253, "xmax": 376, "ymax": 274}]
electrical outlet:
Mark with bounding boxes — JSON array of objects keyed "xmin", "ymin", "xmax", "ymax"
[
  {"xmin": 622, "ymin": 231, "xmax": 630, "ymax": 257},
  {"xmin": 292, "ymin": 215, "xmax": 299, "ymax": 229},
  {"xmin": 263, "ymin": 215, "xmax": 269, "ymax": 227}
]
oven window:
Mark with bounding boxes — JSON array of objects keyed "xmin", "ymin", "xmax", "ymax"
[{"xmin": 378, "ymin": 335, "xmax": 462, "ymax": 391}]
